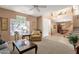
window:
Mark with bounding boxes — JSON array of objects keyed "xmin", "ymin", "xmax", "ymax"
[
  {"xmin": 10, "ymin": 16, "xmax": 30, "ymax": 36},
  {"xmin": 73, "ymin": 5, "xmax": 79, "ymax": 15}
]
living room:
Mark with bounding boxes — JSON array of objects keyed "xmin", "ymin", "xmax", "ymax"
[{"xmin": 0, "ymin": 5, "xmax": 79, "ymax": 54}]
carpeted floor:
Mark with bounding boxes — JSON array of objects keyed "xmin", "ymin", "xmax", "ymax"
[{"xmin": 8, "ymin": 34, "xmax": 76, "ymax": 54}]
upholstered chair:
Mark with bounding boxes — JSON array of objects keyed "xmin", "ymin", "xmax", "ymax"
[{"xmin": 30, "ymin": 30, "xmax": 42, "ymax": 41}]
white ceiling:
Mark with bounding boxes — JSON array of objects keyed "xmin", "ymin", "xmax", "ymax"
[{"xmin": 0, "ymin": 5, "xmax": 73, "ymax": 17}]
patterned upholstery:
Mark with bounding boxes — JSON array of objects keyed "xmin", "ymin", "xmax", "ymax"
[{"xmin": 30, "ymin": 30, "xmax": 42, "ymax": 41}]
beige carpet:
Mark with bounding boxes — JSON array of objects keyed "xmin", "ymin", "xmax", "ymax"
[{"xmin": 8, "ymin": 34, "xmax": 76, "ymax": 54}]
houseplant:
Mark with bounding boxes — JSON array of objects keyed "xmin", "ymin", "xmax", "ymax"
[{"xmin": 67, "ymin": 34, "xmax": 79, "ymax": 48}]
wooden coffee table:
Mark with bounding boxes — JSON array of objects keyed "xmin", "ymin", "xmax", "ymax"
[{"xmin": 12, "ymin": 39, "xmax": 38, "ymax": 54}]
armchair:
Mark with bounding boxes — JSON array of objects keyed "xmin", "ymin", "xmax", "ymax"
[{"xmin": 30, "ymin": 30, "xmax": 42, "ymax": 41}]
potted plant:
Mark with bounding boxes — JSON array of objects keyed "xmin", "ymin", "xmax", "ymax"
[{"xmin": 67, "ymin": 34, "xmax": 79, "ymax": 48}]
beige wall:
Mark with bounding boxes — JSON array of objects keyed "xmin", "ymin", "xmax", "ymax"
[
  {"xmin": 0, "ymin": 8, "xmax": 37, "ymax": 41},
  {"xmin": 37, "ymin": 16, "xmax": 42, "ymax": 31},
  {"xmin": 73, "ymin": 15, "xmax": 79, "ymax": 28}
]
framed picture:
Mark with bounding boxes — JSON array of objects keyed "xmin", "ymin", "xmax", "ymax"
[{"xmin": 1, "ymin": 18, "xmax": 8, "ymax": 31}]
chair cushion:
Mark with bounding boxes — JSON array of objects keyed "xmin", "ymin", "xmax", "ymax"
[
  {"xmin": 0, "ymin": 42, "xmax": 8, "ymax": 50},
  {"xmin": 31, "ymin": 35, "xmax": 41, "ymax": 37}
]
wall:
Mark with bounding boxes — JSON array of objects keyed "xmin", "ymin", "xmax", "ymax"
[
  {"xmin": 0, "ymin": 8, "xmax": 37, "ymax": 41},
  {"xmin": 37, "ymin": 16, "xmax": 42, "ymax": 31},
  {"xmin": 73, "ymin": 15, "xmax": 79, "ymax": 28},
  {"xmin": 42, "ymin": 17, "xmax": 51, "ymax": 38}
]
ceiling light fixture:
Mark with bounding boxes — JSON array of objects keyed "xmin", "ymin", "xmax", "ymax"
[{"xmin": 29, "ymin": 5, "xmax": 47, "ymax": 12}]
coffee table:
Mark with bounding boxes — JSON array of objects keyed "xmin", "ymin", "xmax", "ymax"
[{"xmin": 12, "ymin": 39, "xmax": 38, "ymax": 54}]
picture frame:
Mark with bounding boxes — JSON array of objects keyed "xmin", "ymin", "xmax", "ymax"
[{"xmin": 1, "ymin": 18, "xmax": 8, "ymax": 31}]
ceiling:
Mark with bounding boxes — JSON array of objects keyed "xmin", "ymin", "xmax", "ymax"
[{"xmin": 0, "ymin": 5, "xmax": 73, "ymax": 17}]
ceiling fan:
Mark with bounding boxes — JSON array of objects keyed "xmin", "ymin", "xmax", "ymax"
[{"xmin": 29, "ymin": 5, "xmax": 47, "ymax": 12}]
